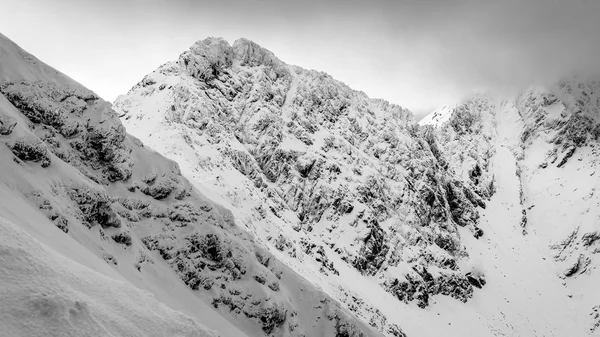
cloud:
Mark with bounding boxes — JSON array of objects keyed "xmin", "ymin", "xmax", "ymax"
[
  {"xmin": 385, "ymin": 0, "xmax": 600, "ymax": 98},
  {"xmin": 1, "ymin": 0, "xmax": 598, "ymax": 116}
]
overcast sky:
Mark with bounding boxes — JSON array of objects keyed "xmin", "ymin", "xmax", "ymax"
[{"xmin": 1, "ymin": 0, "xmax": 599, "ymax": 117}]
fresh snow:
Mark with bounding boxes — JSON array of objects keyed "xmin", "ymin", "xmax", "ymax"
[{"xmin": 0, "ymin": 216, "xmax": 218, "ymax": 337}]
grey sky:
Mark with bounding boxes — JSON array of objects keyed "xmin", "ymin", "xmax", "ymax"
[{"xmin": 1, "ymin": 0, "xmax": 599, "ymax": 117}]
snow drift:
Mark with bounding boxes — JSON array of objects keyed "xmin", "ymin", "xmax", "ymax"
[{"xmin": 0, "ymin": 217, "xmax": 218, "ymax": 337}]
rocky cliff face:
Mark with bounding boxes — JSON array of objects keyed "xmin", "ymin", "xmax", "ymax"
[
  {"xmin": 0, "ymin": 33, "xmax": 382, "ymax": 337},
  {"xmin": 115, "ymin": 37, "xmax": 496, "ymax": 332}
]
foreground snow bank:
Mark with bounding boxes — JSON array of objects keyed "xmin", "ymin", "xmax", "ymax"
[{"xmin": 0, "ymin": 216, "xmax": 218, "ymax": 337}]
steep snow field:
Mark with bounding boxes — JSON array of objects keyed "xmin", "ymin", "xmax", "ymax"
[
  {"xmin": 0, "ymin": 216, "xmax": 218, "ymax": 337},
  {"xmin": 495, "ymin": 86, "xmax": 600, "ymax": 335},
  {"xmin": 421, "ymin": 89, "xmax": 600, "ymax": 335},
  {"xmin": 0, "ymin": 32, "xmax": 247, "ymax": 337}
]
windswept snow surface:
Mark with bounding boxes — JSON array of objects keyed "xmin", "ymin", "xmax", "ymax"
[{"xmin": 0, "ymin": 216, "xmax": 218, "ymax": 337}]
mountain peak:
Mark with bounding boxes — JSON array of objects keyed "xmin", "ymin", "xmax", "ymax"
[
  {"xmin": 177, "ymin": 36, "xmax": 287, "ymax": 82},
  {"xmin": 232, "ymin": 38, "xmax": 283, "ymax": 68},
  {"xmin": 178, "ymin": 37, "xmax": 234, "ymax": 81}
]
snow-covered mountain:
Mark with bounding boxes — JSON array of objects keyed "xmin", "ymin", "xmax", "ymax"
[
  {"xmin": 114, "ymin": 37, "xmax": 490, "ymax": 335},
  {"xmin": 2, "ymin": 31, "xmax": 599, "ymax": 337},
  {"xmin": 112, "ymin": 37, "xmax": 598, "ymax": 336}
]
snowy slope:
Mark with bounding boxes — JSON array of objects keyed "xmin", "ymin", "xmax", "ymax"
[
  {"xmin": 419, "ymin": 84, "xmax": 600, "ymax": 335},
  {"xmin": 510, "ymin": 81, "xmax": 600, "ymax": 334},
  {"xmin": 0, "ymin": 216, "xmax": 218, "ymax": 337},
  {"xmin": 0, "ymin": 32, "xmax": 244, "ymax": 337},
  {"xmin": 0, "ymin": 33, "xmax": 382, "ymax": 337}
]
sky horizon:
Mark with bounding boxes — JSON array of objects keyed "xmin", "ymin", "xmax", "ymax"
[{"xmin": 1, "ymin": 0, "xmax": 599, "ymax": 118}]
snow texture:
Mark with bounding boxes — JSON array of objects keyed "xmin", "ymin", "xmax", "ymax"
[{"xmin": 0, "ymin": 217, "xmax": 219, "ymax": 337}]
